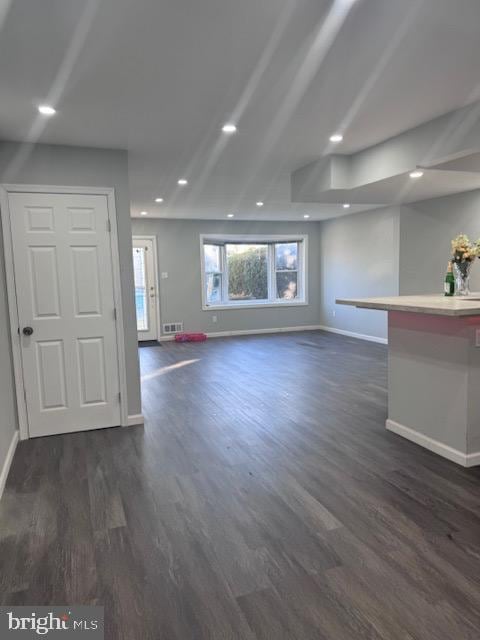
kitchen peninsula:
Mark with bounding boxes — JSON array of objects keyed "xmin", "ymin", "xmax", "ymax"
[{"xmin": 337, "ymin": 295, "xmax": 480, "ymax": 467}]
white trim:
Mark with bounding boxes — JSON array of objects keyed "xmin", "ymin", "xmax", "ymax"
[
  {"xmin": 157, "ymin": 324, "xmax": 389, "ymax": 343},
  {"xmin": 0, "ymin": 184, "xmax": 129, "ymax": 436},
  {"xmin": 126, "ymin": 414, "xmax": 145, "ymax": 426},
  {"xmin": 204, "ymin": 301, "xmax": 309, "ymax": 311},
  {"xmin": 0, "ymin": 430, "xmax": 19, "ymax": 500},
  {"xmin": 159, "ymin": 325, "xmax": 323, "ymax": 341},
  {"xmin": 465, "ymin": 451, "xmax": 480, "ymax": 467},
  {"xmin": 318, "ymin": 325, "xmax": 388, "ymax": 345},
  {"xmin": 132, "ymin": 235, "xmax": 161, "ymax": 341},
  {"xmin": 105, "ymin": 190, "xmax": 129, "ymax": 427},
  {"xmin": 386, "ymin": 419, "xmax": 480, "ymax": 467},
  {"xmin": 0, "ymin": 188, "xmax": 29, "ymax": 440},
  {"xmin": 1, "ymin": 184, "xmax": 118, "ymax": 195},
  {"xmin": 201, "ymin": 233, "xmax": 309, "ymax": 242},
  {"xmin": 200, "ymin": 234, "xmax": 308, "ymax": 311}
]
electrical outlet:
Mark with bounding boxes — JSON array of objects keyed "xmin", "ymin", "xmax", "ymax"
[
  {"xmin": 161, "ymin": 272, "xmax": 168, "ymax": 279},
  {"xmin": 212, "ymin": 315, "xmax": 217, "ymax": 323},
  {"xmin": 332, "ymin": 310, "xmax": 336, "ymax": 317}
]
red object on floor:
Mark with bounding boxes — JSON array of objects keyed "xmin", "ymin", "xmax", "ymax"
[{"xmin": 174, "ymin": 332, "xmax": 207, "ymax": 342}]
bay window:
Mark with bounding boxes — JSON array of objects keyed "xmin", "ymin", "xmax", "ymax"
[{"xmin": 201, "ymin": 235, "xmax": 307, "ymax": 309}]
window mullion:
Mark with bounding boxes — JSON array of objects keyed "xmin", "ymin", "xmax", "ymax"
[
  {"xmin": 222, "ymin": 245, "xmax": 228, "ymax": 303},
  {"xmin": 269, "ymin": 244, "xmax": 275, "ymax": 302},
  {"xmin": 299, "ymin": 241, "xmax": 303, "ymax": 299}
]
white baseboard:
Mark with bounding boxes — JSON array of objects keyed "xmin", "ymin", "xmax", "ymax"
[
  {"xmin": 318, "ymin": 325, "xmax": 388, "ymax": 345},
  {"xmin": 159, "ymin": 325, "xmax": 323, "ymax": 341},
  {"xmin": 125, "ymin": 414, "xmax": 145, "ymax": 426},
  {"xmin": 386, "ymin": 418, "xmax": 480, "ymax": 467},
  {"xmin": 465, "ymin": 451, "xmax": 480, "ymax": 467},
  {"xmin": 159, "ymin": 325, "xmax": 387, "ymax": 344},
  {"xmin": 0, "ymin": 430, "xmax": 19, "ymax": 501}
]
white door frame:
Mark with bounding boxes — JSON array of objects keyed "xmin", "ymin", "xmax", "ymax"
[
  {"xmin": 0, "ymin": 184, "xmax": 129, "ymax": 440},
  {"xmin": 132, "ymin": 235, "xmax": 161, "ymax": 341}
]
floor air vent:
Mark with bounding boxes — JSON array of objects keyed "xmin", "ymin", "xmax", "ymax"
[{"xmin": 163, "ymin": 322, "xmax": 184, "ymax": 334}]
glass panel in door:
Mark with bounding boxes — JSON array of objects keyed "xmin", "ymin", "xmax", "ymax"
[
  {"xmin": 132, "ymin": 238, "xmax": 158, "ymax": 341},
  {"xmin": 133, "ymin": 247, "xmax": 148, "ymax": 331}
]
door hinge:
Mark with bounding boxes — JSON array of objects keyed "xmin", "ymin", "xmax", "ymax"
[
  {"xmin": 113, "ymin": 308, "xmax": 117, "ymax": 321},
  {"xmin": 118, "ymin": 391, "xmax": 121, "ymax": 402},
  {"xmin": 107, "ymin": 219, "xmax": 111, "ymax": 232}
]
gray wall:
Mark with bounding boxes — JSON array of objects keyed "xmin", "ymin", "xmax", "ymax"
[
  {"xmin": 0, "ymin": 215, "xmax": 17, "ymax": 480},
  {"xmin": 0, "ymin": 142, "xmax": 142, "ymax": 432},
  {"xmin": 319, "ymin": 207, "xmax": 400, "ymax": 340},
  {"xmin": 399, "ymin": 190, "xmax": 480, "ymax": 294},
  {"xmin": 318, "ymin": 190, "xmax": 480, "ymax": 343},
  {"xmin": 131, "ymin": 218, "xmax": 321, "ymax": 335}
]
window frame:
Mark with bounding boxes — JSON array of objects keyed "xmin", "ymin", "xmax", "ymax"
[
  {"xmin": 200, "ymin": 234, "xmax": 308, "ymax": 310},
  {"xmin": 274, "ymin": 242, "xmax": 300, "ymax": 301},
  {"xmin": 203, "ymin": 243, "xmax": 224, "ymax": 306}
]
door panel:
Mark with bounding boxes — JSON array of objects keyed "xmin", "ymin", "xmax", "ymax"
[
  {"xmin": 77, "ymin": 337, "xmax": 107, "ymax": 405},
  {"xmin": 26, "ymin": 206, "xmax": 54, "ymax": 232},
  {"xmin": 29, "ymin": 246, "xmax": 61, "ymax": 317},
  {"xmin": 68, "ymin": 207, "xmax": 95, "ymax": 232},
  {"xmin": 71, "ymin": 246, "xmax": 102, "ymax": 315},
  {"xmin": 9, "ymin": 192, "xmax": 121, "ymax": 437},
  {"xmin": 36, "ymin": 340, "xmax": 67, "ymax": 409}
]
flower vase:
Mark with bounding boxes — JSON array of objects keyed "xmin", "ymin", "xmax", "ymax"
[{"xmin": 453, "ymin": 260, "xmax": 474, "ymax": 296}]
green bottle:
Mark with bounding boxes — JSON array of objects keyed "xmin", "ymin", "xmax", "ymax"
[{"xmin": 444, "ymin": 261, "xmax": 454, "ymax": 296}]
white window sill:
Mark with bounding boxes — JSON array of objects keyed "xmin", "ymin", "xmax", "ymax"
[{"xmin": 203, "ymin": 300, "xmax": 308, "ymax": 311}]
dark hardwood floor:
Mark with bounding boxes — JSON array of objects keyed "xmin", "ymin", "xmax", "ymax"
[{"xmin": 2, "ymin": 330, "xmax": 480, "ymax": 639}]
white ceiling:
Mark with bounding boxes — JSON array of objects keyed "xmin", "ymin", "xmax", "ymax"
[
  {"xmin": 298, "ymin": 169, "xmax": 480, "ymax": 205},
  {"xmin": 2, "ymin": 0, "xmax": 480, "ymax": 220}
]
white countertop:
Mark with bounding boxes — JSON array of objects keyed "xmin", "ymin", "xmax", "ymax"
[{"xmin": 336, "ymin": 294, "xmax": 480, "ymax": 316}]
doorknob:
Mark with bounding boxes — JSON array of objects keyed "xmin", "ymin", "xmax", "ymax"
[{"xmin": 22, "ymin": 326, "xmax": 34, "ymax": 336}]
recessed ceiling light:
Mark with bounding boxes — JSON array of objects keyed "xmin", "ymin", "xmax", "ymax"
[
  {"xmin": 222, "ymin": 123, "xmax": 237, "ymax": 134},
  {"xmin": 155, "ymin": 197, "xmax": 164, "ymax": 203},
  {"xmin": 140, "ymin": 211, "xmax": 148, "ymax": 216},
  {"xmin": 409, "ymin": 170, "xmax": 424, "ymax": 179},
  {"xmin": 343, "ymin": 203, "xmax": 351, "ymax": 209},
  {"xmin": 177, "ymin": 179, "xmax": 188, "ymax": 186},
  {"xmin": 256, "ymin": 201, "xmax": 264, "ymax": 207},
  {"xmin": 329, "ymin": 133, "xmax": 343, "ymax": 143},
  {"xmin": 227, "ymin": 213, "xmax": 235, "ymax": 218},
  {"xmin": 38, "ymin": 105, "xmax": 56, "ymax": 116},
  {"xmin": 303, "ymin": 214, "xmax": 310, "ymax": 219}
]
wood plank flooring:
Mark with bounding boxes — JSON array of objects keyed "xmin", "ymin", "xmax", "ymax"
[{"xmin": 2, "ymin": 330, "xmax": 480, "ymax": 639}]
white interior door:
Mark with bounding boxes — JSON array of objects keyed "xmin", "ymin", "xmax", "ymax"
[
  {"xmin": 132, "ymin": 237, "xmax": 158, "ymax": 341},
  {"xmin": 8, "ymin": 192, "xmax": 121, "ymax": 438}
]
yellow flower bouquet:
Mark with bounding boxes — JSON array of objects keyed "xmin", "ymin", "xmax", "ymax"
[
  {"xmin": 451, "ymin": 234, "xmax": 480, "ymax": 263},
  {"xmin": 450, "ymin": 234, "xmax": 480, "ymax": 296}
]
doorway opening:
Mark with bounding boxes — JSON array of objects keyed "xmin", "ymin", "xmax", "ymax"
[{"xmin": 132, "ymin": 236, "xmax": 160, "ymax": 342}]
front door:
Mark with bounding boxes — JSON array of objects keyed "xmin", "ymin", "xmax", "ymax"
[
  {"xmin": 132, "ymin": 237, "xmax": 158, "ymax": 341},
  {"xmin": 8, "ymin": 192, "xmax": 121, "ymax": 438}
]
